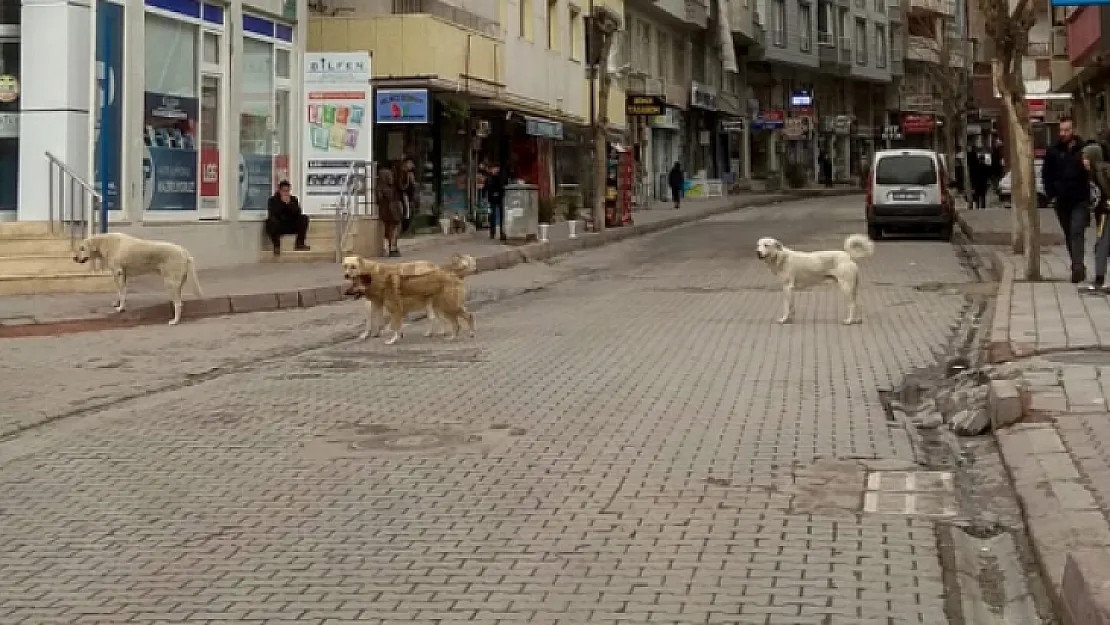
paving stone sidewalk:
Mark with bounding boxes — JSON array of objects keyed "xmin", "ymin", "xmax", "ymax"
[{"xmin": 0, "ymin": 189, "xmax": 857, "ymax": 329}]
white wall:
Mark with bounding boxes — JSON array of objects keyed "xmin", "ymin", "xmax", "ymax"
[{"xmin": 503, "ymin": 0, "xmax": 587, "ymax": 120}]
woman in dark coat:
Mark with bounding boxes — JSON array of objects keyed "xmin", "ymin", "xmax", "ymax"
[
  {"xmin": 376, "ymin": 165, "xmax": 402, "ymax": 257},
  {"xmin": 667, "ymin": 162, "xmax": 684, "ymax": 209},
  {"xmin": 970, "ymin": 151, "xmax": 990, "ymax": 210}
]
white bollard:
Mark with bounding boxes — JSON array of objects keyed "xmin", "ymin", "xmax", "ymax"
[
  {"xmin": 539, "ymin": 223, "xmax": 550, "ymax": 242},
  {"xmin": 568, "ymin": 220, "xmax": 578, "ymax": 239}
]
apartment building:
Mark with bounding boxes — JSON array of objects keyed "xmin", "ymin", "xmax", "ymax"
[
  {"xmin": 310, "ymin": 0, "xmax": 626, "ymax": 218},
  {"xmin": 739, "ymin": 0, "xmax": 892, "ymax": 182},
  {"xmin": 893, "ymin": 0, "xmax": 969, "ymax": 149},
  {"xmin": 1056, "ymin": 5, "xmax": 1105, "ymax": 140}
]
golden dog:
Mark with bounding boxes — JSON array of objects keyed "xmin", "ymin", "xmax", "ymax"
[{"xmin": 342, "ymin": 253, "xmax": 476, "ymax": 344}]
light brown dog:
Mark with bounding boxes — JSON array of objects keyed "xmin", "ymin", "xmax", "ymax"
[{"xmin": 342, "ymin": 253, "xmax": 476, "ymax": 344}]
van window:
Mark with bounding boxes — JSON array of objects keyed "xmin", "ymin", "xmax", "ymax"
[{"xmin": 875, "ymin": 155, "xmax": 938, "ymax": 186}]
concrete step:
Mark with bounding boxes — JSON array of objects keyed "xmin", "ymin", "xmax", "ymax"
[
  {"xmin": 0, "ymin": 254, "xmax": 93, "ymax": 275},
  {"xmin": 260, "ymin": 249, "xmax": 341, "ymax": 263},
  {"xmin": 0, "ymin": 272, "xmax": 115, "ymax": 295},
  {"xmin": 0, "ymin": 221, "xmax": 55, "ymax": 237},
  {"xmin": 0, "ymin": 236, "xmax": 77, "ymax": 256}
]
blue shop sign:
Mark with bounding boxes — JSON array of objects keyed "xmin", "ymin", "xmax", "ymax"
[
  {"xmin": 375, "ymin": 88, "xmax": 430, "ymax": 124},
  {"xmin": 525, "ymin": 116, "xmax": 564, "ymax": 140}
]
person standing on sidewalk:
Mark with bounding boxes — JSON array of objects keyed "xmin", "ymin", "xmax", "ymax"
[
  {"xmin": 375, "ymin": 165, "xmax": 402, "ymax": 257},
  {"xmin": 484, "ymin": 163, "xmax": 507, "ymax": 241},
  {"xmin": 668, "ymin": 162, "xmax": 685, "ymax": 209},
  {"xmin": 1082, "ymin": 143, "xmax": 1110, "ymax": 293},
  {"xmin": 1043, "ymin": 117, "xmax": 1091, "ymax": 283}
]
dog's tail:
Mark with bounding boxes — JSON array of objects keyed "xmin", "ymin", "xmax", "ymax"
[
  {"xmin": 844, "ymin": 234, "xmax": 875, "ymax": 260},
  {"xmin": 186, "ymin": 254, "xmax": 204, "ymax": 298},
  {"xmin": 445, "ymin": 253, "xmax": 477, "ymax": 278}
]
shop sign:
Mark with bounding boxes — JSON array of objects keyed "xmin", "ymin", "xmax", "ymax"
[
  {"xmin": 375, "ymin": 88, "xmax": 430, "ymax": 124},
  {"xmin": 901, "ymin": 113, "xmax": 936, "ymax": 134},
  {"xmin": 721, "ymin": 119, "xmax": 745, "ymax": 133},
  {"xmin": 0, "ymin": 113, "xmax": 16, "ymax": 139},
  {"xmin": 1027, "ymin": 98, "xmax": 1046, "ymax": 119},
  {"xmin": 650, "ymin": 107, "xmax": 683, "ymax": 129},
  {"xmin": 751, "ymin": 109, "xmax": 784, "ymax": 130},
  {"xmin": 199, "ymin": 148, "xmax": 219, "ymax": 205},
  {"xmin": 0, "ymin": 75, "xmax": 17, "ymax": 104},
  {"xmin": 691, "ymin": 82, "xmax": 718, "ymax": 110},
  {"xmin": 833, "ymin": 115, "xmax": 852, "ymax": 135},
  {"xmin": 789, "ymin": 90, "xmax": 813, "ymax": 107},
  {"xmin": 882, "ymin": 125, "xmax": 904, "ymax": 141},
  {"xmin": 525, "ymin": 116, "xmax": 564, "ymax": 140},
  {"xmin": 783, "ymin": 117, "xmax": 807, "ymax": 140},
  {"xmin": 626, "ymin": 94, "xmax": 666, "ymax": 117},
  {"xmin": 302, "ymin": 51, "xmax": 372, "ymax": 214}
]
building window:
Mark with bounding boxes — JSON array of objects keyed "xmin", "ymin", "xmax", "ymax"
[
  {"xmin": 569, "ymin": 6, "xmax": 581, "ymax": 61},
  {"xmin": 144, "ymin": 12, "xmax": 199, "ymax": 212},
  {"xmin": 237, "ymin": 17, "xmax": 294, "ymax": 212},
  {"xmin": 519, "ymin": 0, "xmax": 532, "ymax": 40},
  {"xmin": 875, "ymin": 24, "xmax": 887, "ymax": 67},
  {"xmin": 874, "ymin": 0, "xmax": 884, "ymax": 13},
  {"xmin": 839, "ymin": 8, "xmax": 850, "ymax": 49},
  {"xmin": 800, "ymin": 3, "xmax": 813, "ymax": 52},
  {"xmin": 1035, "ymin": 58, "xmax": 1051, "ymax": 78},
  {"xmin": 855, "ymin": 18, "xmax": 867, "ymax": 65},
  {"xmin": 772, "ymin": 0, "xmax": 786, "ymax": 47},
  {"xmin": 658, "ymin": 31, "xmax": 669, "ymax": 78},
  {"xmin": 546, "ymin": 0, "xmax": 557, "ymax": 50},
  {"xmin": 636, "ymin": 20, "xmax": 652, "ymax": 73},
  {"xmin": 817, "ymin": 2, "xmax": 833, "ymax": 45}
]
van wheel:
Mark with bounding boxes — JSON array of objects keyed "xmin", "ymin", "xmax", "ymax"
[{"xmin": 868, "ymin": 225, "xmax": 882, "ymax": 240}]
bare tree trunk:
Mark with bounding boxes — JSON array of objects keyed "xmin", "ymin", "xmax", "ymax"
[
  {"xmin": 993, "ymin": 59, "xmax": 1039, "ymax": 278},
  {"xmin": 593, "ymin": 77, "xmax": 610, "ymax": 232}
]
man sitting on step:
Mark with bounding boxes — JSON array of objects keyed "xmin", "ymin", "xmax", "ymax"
[{"xmin": 265, "ymin": 180, "xmax": 310, "ymax": 256}]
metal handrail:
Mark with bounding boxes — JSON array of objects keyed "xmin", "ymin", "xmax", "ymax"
[
  {"xmin": 332, "ymin": 161, "xmax": 372, "ymax": 262},
  {"xmin": 46, "ymin": 151, "xmax": 101, "ymax": 249}
]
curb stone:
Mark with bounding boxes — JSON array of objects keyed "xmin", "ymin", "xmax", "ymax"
[
  {"xmin": 1, "ymin": 189, "xmax": 859, "ymax": 334},
  {"xmin": 957, "ymin": 211, "xmax": 1065, "ymax": 247}
]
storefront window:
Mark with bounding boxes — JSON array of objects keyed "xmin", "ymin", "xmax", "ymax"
[
  {"xmin": 239, "ymin": 36, "xmax": 274, "ymax": 209},
  {"xmin": 143, "ymin": 12, "xmax": 200, "ymax": 211},
  {"xmin": 0, "ymin": 40, "xmax": 18, "ymax": 211}
]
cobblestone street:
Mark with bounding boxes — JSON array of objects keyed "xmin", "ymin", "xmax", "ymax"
[{"xmin": 0, "ymin": 196, "xmax": 974, "ymax": 624}]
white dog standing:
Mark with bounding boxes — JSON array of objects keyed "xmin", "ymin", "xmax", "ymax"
[
  {"xmin": 73, "ymin": 232, "xmax": 204, "ymax": 326},
  {"xmin": 755, "ymin": 233, "xmax": 875, "ymax": 325}
]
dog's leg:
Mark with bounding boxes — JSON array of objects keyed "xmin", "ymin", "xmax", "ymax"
[
  {"xmin": 167, "ymin": 280, "xmax": 184, "ymax": 326},
  {"xmin": 462, "ymin": 308, "xmax": 475, "ymax": 338},
  {"xmin": 358, "ymin": 300, "xmax": 374, "ymax": 340},
  {"xmin": 370, "ymin": 303, "xmax": 385, "ymax": 338},
  {"xmin": 778, "ymin": 284, "xmax": 795, "ymax": 324},
  {"xmin": 842, "ymin": 273, "xmax": 862, "ymax": 325},
  {"xmin": 384, "ymin": 302, "xmax": 404, "ymax": 345},
  {"xmin": 112, "ymin": 270, "xmax": 127, "ymax": 312},
  {"xmin": 423, "ymin": 300, "xmax": 438, "ymax": 337}
]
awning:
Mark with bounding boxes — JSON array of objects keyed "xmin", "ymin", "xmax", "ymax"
[{"xmin": 524, "ymin": 116, "xmax": 564, "ymax": 140}]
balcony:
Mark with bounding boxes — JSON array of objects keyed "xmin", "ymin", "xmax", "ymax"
[
  {"xmin": 906, "ymin": 35, "xmax": 966, "ymax": 68},
  {"xmin": 907, "ymin": 0, "xmax": 956, "ymax": 16},
  {"xmin": 308, "ymin": 14, "xmax": 504, "ymax": 92},
  {"xmin": 321, "ymin": 0, "xmax": 500, "ymax": 37}
]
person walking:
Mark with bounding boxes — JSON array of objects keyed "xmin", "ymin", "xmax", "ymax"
[
  {"xmin": 375, "ymin": 164, "xmax": 402, "ymax": 257},
  {"xmin": 819, "ymin": 152, "xmax": 833, "ymax": 188},
  {"xmin": 396, "ymin": 157, "xmax": 417, "ymax": 235},
  {"xmin": 1082, "ymin": 143, "xmax": 1110, "ymax": 293},
  {"xmin": 668, "ymin": 162, "xmax": 684, "ymax": 209},
  {"xmin": 1043, "ymin": 117, "xmax": 1091, "ymax": 283},
  {"xmin": 970, "ymin": 150, "xmax": 990, "ymax": 210}
]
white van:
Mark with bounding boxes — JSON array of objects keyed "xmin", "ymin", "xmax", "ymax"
[{"xmin": 865, "ymin": 148, "xmax": 957, "ymax": 241}]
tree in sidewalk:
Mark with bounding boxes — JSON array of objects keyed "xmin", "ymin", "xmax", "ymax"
[
  {"xmin": 981, "ymin": 0, "xmax": 1039, "ymax": 279},
  {"xmin": 586, "ymin": 6, "xmax": 622, "ymax": 232},
  {"xmin": 912, "ymin": 15, "xmax": 971, "ymax": 204}
]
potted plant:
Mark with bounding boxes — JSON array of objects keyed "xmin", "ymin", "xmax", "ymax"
[
  {"xmin": 564, "ymin": 196, "xmax": 581, "ymax": 239},
  {"xmin": 538, "ymin": 197, "xmax": 555, "ymax": 242}
]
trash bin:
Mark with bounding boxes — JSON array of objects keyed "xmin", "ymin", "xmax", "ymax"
[{"xmin": 503, "ymin": 183, "xmax": 539, "ymax": 240}]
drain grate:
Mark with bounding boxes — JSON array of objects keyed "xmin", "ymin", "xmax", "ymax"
[{"xmin": 863, "ymin": 470, "xmax": 958, "ymax": 517}]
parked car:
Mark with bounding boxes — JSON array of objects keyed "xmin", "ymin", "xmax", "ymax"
[
  {"xmin": 865, "ymin": 149, "xmax": 956, "ymax": 241},
  {"xmin": 997, "ymin": 159, "xmax": 1048, "ymax": 208}
]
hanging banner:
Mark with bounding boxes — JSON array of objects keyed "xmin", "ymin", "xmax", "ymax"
[
  {"xmin": 142, "ymin": 92, "xmax": 199, "ymax": 211},
  {"xmin": 302, "ymin": 52, "xmax": 373, "ymax": 213},
  {"xmin": 95, "ymin": 0, "xmax": 123, "ymax": 211}
]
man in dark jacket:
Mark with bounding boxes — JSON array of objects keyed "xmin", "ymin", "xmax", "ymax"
[
  {"xmin": 483, "ymin": 164, "xmax": 507, "ymax": 241},
  {"xmin": 1043, "ymin": 117, "xmax": 1090, "ymax": 283},
  {"xmin": 265, "ymin": 180, "xmax": 310, "ymax": 256}
]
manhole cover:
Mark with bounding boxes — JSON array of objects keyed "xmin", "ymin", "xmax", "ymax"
[
  {"xmin": 353, "ymin": 431, "xmax": 471, "ymax": 451},
  {"xmin": 1041, "ymin": 350, "xmax": 1110, "ymax": 366},
  {"xmin": 863, "ymin": 470, "xmax": 958, "ymax": 518}
]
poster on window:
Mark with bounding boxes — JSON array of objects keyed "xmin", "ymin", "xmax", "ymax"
[
  {"xmin": 142, "ymin": 92, "xmax": 198, "ymax": 211},
  {"xmin": 302, "ymin": 52, "xmax": 372, "ymax": 213},
  {"xmin": 94, "ymin": 0, "xmax": 123, "ymax": 211}
]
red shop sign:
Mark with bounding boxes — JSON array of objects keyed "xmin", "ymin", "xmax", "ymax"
[
  {"xmin": 761, "ymin": 109, "xmax": 785, "ymax": 122},
  {"xmin": 199, "ymin": 148, "xmax": 220, "ymax": 197},
  {"xmin": 901, "ymin": 113, "xmax": 936, "ymax": 135},
  {"xmin": 1027, "ymin": 99, "xmax": 1046, "ymax": 119}
]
